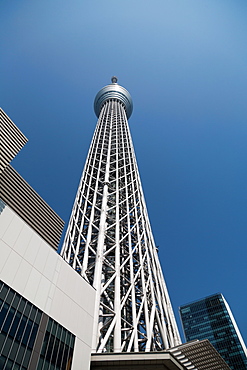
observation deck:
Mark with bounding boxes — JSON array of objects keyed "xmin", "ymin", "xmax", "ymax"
[{"xmin": 94, "ymin": 77, "xmax": 133, "ymax": 119}]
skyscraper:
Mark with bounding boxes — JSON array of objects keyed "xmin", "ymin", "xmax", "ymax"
[
  {"xmin": 61, "ymin": 78, "xmax": 181, "ymax": 353},
  {"xmin": 180, "ymin": 293, "xmax": 247, "ymax": 370}
]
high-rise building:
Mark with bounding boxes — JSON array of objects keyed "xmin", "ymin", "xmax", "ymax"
[
  {"xmin": 61, "ymin": 78, "xmax": 181, "ymax": 353},
  {"xmin": 180, "ymin": 293, "xmax": 247, "ymax": 370},
  {"xmin": 0, "ymin": 108, "xmax": 96, "ymax": 370}
]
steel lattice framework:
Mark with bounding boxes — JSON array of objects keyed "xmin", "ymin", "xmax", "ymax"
[{"xmin": 61, "ymin": 79, "xmax": 181, "ymax": 353}]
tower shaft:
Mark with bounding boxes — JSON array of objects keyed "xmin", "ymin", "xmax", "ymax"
[{"xmin": 61, "ymin": 83, "xmax": 180, "ymax": 353}]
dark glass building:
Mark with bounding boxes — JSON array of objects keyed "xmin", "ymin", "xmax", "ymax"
[
  {"xmin": 180, "ymin": 293, "xmax": 247, "ymax": 370},
  {"xmin": 0, "ymin": 281, "xmax": 75, "ymax": 370}
]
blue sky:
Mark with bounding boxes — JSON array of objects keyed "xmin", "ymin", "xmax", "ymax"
[{"xmin": 1, "ymin": 0, "xmax": 247, "ymax": 343}]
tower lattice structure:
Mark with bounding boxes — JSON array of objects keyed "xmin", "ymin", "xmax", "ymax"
[{"xmin": 61, "ymin": 78, "xmax": 181, "ymax": 353}]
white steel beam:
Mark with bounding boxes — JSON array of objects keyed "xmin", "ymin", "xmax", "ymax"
[{"xmin": 61, "ymin": 79, "xmax": 181, "ymax": 353}]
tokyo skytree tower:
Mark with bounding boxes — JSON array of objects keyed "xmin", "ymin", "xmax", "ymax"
[{"xmin": 61, "ymin": 78, "xmax": 181, "ymax": 353}]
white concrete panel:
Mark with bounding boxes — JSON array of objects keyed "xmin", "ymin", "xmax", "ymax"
[
  {"xmin": 12, "ymin": 258, "xmax": 32, "ymax": 295},
  {"xmin": 74, "ymin": 277, "xmax": 96, "ymax": 315},
  {"xmin": 72, "ymin": 338, "xmax": 91, "ymax": 370},
  {"xmin": 24, "ymin": 267, "xmax": 42, "ymax": 303},
  {"xmin": 2, "ymin": 213, "xmax": 24, "ymax": 248},
  {"xmin": 69, "ymin": 301, "xmax": 87, "ymax": 337},
  {"xmin": 45, "ymin": 296, "xmax": 52, "ymax": 314},
  {"xmin": 56, "ymin": 260, "xmax": 73, "ymax": 298},
  {"xmin": 1, "ymin": 249, "xmax": 22, "ymax": 286},
  {"xmin": 34, "ymin": 275, "xmax": 51, "ymax": 311},
  {"xmin": 86, "ymin": 286, "xmax": 96, "ymax": 314},
  {"xmin": 48, "ymin": 282, "xmax": 56, "ymax": 301},
  {"xmin": 42, "ymin": 248, "xmax": 58, "ymax": 282},
  {"xmin": 50, "ymin": 288, "xmax": 70, "ymax": 327},
  {"xmin": 78, "ymin": 311, "xmax": 94, "ymax": 346},
  {"xmin": 0, "ymin": 206, "xmax": 14, "ymax": 239},
  {"xmin": 55, "ymin": 255, "xmax": 62, "ymax": 273},
  {"xmin": 67, "ymin": 271, "xmax": 84, "ymax": 307},
  {"xmin": 0, "ymin": 206, "xmax": 96, "ymax": 370},
  {"xmin": 13, "ymin": 223, "xmax": 32, "ymax": 257},
  {"xmin": 0, "ymin": 240, "xmax": 12, "ymax": 273},
  {"xmin": 33, "ymin": 240, "xmax": 50, "ymax": 274},
  {"xmin": 52, "ymin": 269, "xmax": 59, "ymax": 287},
  {"xmin": 23, "ymin": 232, "xmax": 41, "ymax": 265}
]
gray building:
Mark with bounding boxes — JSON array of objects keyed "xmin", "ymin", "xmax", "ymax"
[{"xmin": 180, "ymin": 293, "xmax": 247, "ymax": 370}]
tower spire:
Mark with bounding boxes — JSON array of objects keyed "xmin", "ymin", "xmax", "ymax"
[
  {"xmin": 111, "ymin": 76, "xmax": 118, "ymax": 83},
  {"xmin": 61, "ymin": 80, "xmax": 181, "ymax": 352}
]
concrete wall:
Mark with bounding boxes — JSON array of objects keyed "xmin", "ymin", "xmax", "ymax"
[{"xmin": 0, "ymin": 204, "xmax": 95, "ymax": 370}]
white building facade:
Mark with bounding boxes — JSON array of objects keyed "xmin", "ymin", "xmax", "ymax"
[{"xmin": 0, "ymin": 204, "xmax": 95, "ymax": 370}]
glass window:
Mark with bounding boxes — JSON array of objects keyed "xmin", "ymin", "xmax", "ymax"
[
  {"xmin": 61, "ymin": 328, "xmax": 66, "ymax": 342},
  {"xmin": 51, "ymin": 338, "xmax": 60, "ymax": 364},
  {"xmin": 0, "ymin": 286, "xmax": 9, "ymax": 301},
  {"xmin": 47, "ymin": 318, "xmax": 52, "ymax": 333},
  {"xmin": 46, "ymin": 334, "xmax": 55, "ymax": 362},
  {"xmin": 30, "ymin": 307, "xmax": 37, "ymax": 321},
  {"xmin": 23, "ymin": 302, "xmax": 32, "ymax": 317},
  {"xmin": 40, "ymin": 331, "xmax": 49, "ymax": 356},
  {"xmin": 65, "ymin": 332, "xmax": 72, "ymax": 346},
  {"xmin": 16, "ymin": 316, "xmax": 27, "ymax": 342},
  {"xmin": 22, "ymin": 348, "xmax": 31, "ymax": 368},
  {"xmin": 36, "ymin": 310, "xmax": 42, "ymax": 324},
  {"xmin": 16, "ymin": 345, "xmax": 25, "ymax": 365},
  {"xmin": 2, "ymin": 337, "xmax": 12, "ymax": 357},
  {"xmin": 5, "ymin": 358, "xmax": 14, "ymax": 370},
  {"xmin": 22, "ymin": 319, "xmax": 33, "ymax": 346},
  {"xmin": 0, "ymin": 332, "xmax": 6, "ymax": 350},
  {"xmin": 51, "ymin": 321, "xmax": 58, "ymax": 336},
  {"xmin": 62, "ymin": 344, "xmax": 69, "ymax": 369},
  {"xmin": 9, "ymin": 311, "xmax": 21, "ymax": 338},
  {"xmin": 3, "ymin": 306, "xmax": 15, "ymax": 333},
  {"xmin": 56, "ymin": 325, "xmax": 62, "ymax": 340},
  {"xmin": 0, "ymin": 282, "xmax": 75, "ymax": 370},
  {"xmin": 0, "ymin": 301, "xmax": 8, "ymax": 328},
  {"xmin": 18, "ymin": 299, "xmax": 25, "ymax": 313},
  {"xmin": 28, "ymin": 322, "xmax": 39, "ymax": 348},
  {"xmin": 56, "ymin": 341, "xmax": 65, "ymax": 368},
  {"xmin": 0, "ymin": 355, "xmax": 6, "ymax": 368},
  {"xmin": 37, "ymin": 318, "xmax": 75, "ymax": 370},
  {"xmin": 37, "ymin": 357, "xmax": 44, "ymax": 370},
  {"xmin": 6, "ymin": 290, "xmax": 14, "ymax": 305},
  {"xmin": 12, "ymin": 295, "xmax": 20, "ymax": 310}
]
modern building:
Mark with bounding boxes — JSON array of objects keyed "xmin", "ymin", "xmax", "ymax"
[
  {"xmin": 0, "ymin": 108, "xmax": 63, "ymax": 249},
  {"xmin": 61, "ymin": 77, "xmax": 181, "ymax": 353},
  {"xmin": 180, "ymin": 293, "xmax": 247, "ymax": 370},
  {"xmin": 0, "ymin": 108, "xmax": 28, "ymax": 175},
  {"xmin": 0, "ymin": 109, "xmax": 96, "ymax": 370}
]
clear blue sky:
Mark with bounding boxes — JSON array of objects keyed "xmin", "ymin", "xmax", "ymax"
[{"xmin": 1, "ymin": 0, "xmax": 247, "ymax": 343}]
